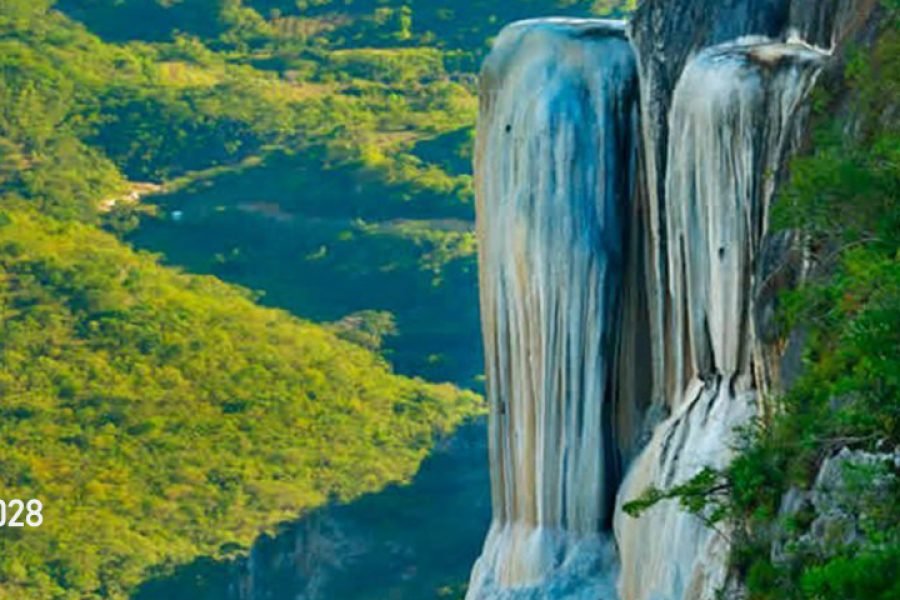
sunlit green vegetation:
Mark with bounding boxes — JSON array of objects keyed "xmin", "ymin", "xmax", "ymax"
[{"xmin": 0, "ymin": 209, "xmax": 481, "ymax": 599}]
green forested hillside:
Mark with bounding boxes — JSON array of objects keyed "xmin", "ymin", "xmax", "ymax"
[
  {"xmin": 0, "ymin": 210, "xmax": 480, "ymax": 599},
  {"xmin": 1, "ymin": 0, "xmax": 629, "ymax": 386}
]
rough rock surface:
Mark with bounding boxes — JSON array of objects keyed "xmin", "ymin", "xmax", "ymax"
[{"xmin": 773, "ymin": 447, "xmax": 900, "ymax": 565}]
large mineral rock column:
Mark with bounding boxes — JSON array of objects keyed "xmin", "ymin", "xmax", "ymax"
[
  {"xmin": 468, "ymin": 19, "xmax": 638, "ymax": 598},
  {"xmin": 614, "ymin": 40, "xmax": 827, "ymax": 600}
]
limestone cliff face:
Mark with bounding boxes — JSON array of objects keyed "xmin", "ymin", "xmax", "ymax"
[{"xmin": 467, "ymin": 2, "xmax": 880, "ymax": 599}]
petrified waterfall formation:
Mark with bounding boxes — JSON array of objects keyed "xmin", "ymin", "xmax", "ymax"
[
  {"xmin": 614, "ymin": 40, "xmax": 827, "ymax": 600},
  {"xmin": 468, "ymin": 19, "xmax": 636, "ymax": 598},
  {"xmin": 468, "ymin": 5, "xmax": 839, "ymax": 599}
]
